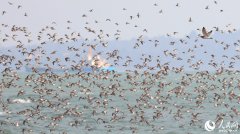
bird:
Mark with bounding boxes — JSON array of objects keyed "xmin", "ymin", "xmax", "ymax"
[
  {"xmin": 188, "ymin": 17, "xmax": 192, "ymax": 22},
  {"xmin": 200, "ymin": 27, "xmax": 212, "ymax": 39}
]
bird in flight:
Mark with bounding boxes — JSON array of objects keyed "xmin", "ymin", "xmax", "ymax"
[{"xmin": 201, "ymin": 27, "xmax": 212, "ymax": 39}]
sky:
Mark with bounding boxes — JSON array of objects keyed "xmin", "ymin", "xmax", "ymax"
[
  {"xmin": 1, "ymin": 0, "xmax": 240, "ymax": 72},
  {"xmin": 1, "ymin": 0, "xmax": 240, "ymax": 41}
]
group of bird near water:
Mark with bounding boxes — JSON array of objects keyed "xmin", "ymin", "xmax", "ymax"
[{"xmin": 0, "ymin": 1, "xmax": 240, "ymax": 134}]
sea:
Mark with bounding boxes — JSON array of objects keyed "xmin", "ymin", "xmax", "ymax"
[{"xmin": 0, "ymin": 71, "xmax": 240, "ymax": 134}]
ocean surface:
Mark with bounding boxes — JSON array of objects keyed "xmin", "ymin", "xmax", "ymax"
[{"xmin": 0, "ymin": 71, "xmax": 240, "ymax": 134}]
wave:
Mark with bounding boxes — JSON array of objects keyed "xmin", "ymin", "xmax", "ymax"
[
  {"xmin": 0, "ymin": 111, "xmax": 7, "ymax": 116},
  {"xmin": 12, "ymin": 99, "xmax": 31, "ymax": 104}
]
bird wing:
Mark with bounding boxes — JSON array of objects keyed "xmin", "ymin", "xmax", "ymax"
[
  {"xmin": 202, "ymin": 27, "xmax": 208, "ymax": 36},
  {"xmin": 207, "ymin": 30, "xmax": 212, "ymax": 36}
]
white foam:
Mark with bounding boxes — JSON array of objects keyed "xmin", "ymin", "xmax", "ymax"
[
  {"xmin": 0, "ymin": 112, "xmax": 6, "ymax": 115},
  {"xmin": 12, "ymin": 99, "xmax": 31, "ymax": 104}
]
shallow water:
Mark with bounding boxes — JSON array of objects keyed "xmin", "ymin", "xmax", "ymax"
[{"xmin": 0, "ymin": 71, "xmax": 240, "ymax": 134}]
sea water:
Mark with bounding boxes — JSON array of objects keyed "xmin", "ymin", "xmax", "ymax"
[{"xmin": 0, "ymin": 71, "xmax": 239, "ymax": 134}]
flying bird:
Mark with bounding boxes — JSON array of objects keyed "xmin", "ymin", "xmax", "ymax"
[{"xmin": 201, "ymin": 27, "xmax": 212, "ymax": 39}]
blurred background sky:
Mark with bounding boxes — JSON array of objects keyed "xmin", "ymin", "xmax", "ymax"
[
  {"xmin": 1, "ymin": 0, "xmax": 240, "ymax": 71},
  {"xmin": 1, "ymin": 0, "xmax": 240, "ymax": 41}
]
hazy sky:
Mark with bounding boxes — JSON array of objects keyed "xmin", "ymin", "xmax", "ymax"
[
  {"xmin": 1, "ymin": 0, "xmax": 240, "ymax": 41},
  {"xmin": 1, "ymin": 0, "xmax": 240, "ymax": 71}
]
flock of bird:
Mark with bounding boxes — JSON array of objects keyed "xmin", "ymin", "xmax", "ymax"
[{"xmin": 0, "ymin": 1, "xmax": 240, "ymax": 134}]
